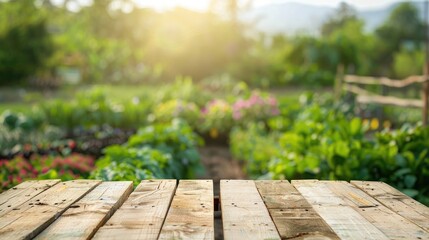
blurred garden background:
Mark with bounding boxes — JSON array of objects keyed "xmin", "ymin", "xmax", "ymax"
[{"xmin": 1, "ymin": 0, "xmax": 429, "ymax": 205}]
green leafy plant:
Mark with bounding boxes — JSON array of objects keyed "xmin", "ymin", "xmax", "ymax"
[
  {"xmin": 91, "ymin": 120, "xmax": 203, "ymax": 185},
  {"xmin": 152, "ymin": 99, "xmax": 200, "ymax": 127},
  {"xmin": 230, "ymin": 95, "xmax": 429, "ymax": 206},
  {"xmin": 200, "ymin": 99, "xmax": 234, "ymax": 137}
]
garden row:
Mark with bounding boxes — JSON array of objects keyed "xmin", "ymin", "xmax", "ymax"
[
  {"xmin": 0, "ymin": 80, "xmax": 280, "ymax": 190},
  {"xmin": 231, "ymin": 94, "xmax": 429, "ymax": 205},
  {"xmin": 1, "ymin": 83, "xmax": 429, "ymax": 206}
]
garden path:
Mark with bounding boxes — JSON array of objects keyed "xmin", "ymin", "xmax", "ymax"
[
  {"xmin": 198, "ymin": 146, "xmax": 246, "ymax": 240},
  {"xmin": 199, "ymin": 146, "xmax": 246, "ymax": 196}
]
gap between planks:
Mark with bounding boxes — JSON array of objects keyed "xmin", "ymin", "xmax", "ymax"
[
  {"xmin": 35, "ymin": 181, "xmax": 133, "ymax": 240},
  {"xmin": 352, "ymin": 181, "xmax": 429, "ymax": 233},
  {"xmin": 0, "ymin": 180, "xmax": 101, "ymax": 240},
  {"xmin": 158, "ymin": 180, "xmax": 214, "ymax": 240},
  {"xmin": 292, "ymin": 180, "xmax": 390, "ymax": 240},
  {"xmin": 0, "ymin": 180, "xmax": 61, "ymax": 218},
  {"xmin": 320, "ymin": 180, "xmax": 429, "ymax": 239},
  {"xmin": 255, "ymin": 180, "xmax": 340, "ymax": 240},
  {"xmin": 92, "ymin": 179, "xmax": 177, "ymax": 240},
  {"xmin": 221, "ymin": 180, "xmax": 281, "ymax": 240}
]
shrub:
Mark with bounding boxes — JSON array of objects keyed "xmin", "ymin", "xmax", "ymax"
[
  {"xmin": 200, "ymin": 99, "xmax": 233, "ymax": 137},
  {"xmin": 91, "ymin": 120, "xmax": 203, "ymax": 185},
  {"xmin": 232, "ymin": 91, "xmax": 279, "ymax": 123},
  {"xmin": 152, "ymin": 100, "xmax": 200, "ymax": 127}
]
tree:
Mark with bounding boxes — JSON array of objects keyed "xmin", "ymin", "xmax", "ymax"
[
  {"xmin": 321, "ymin": 2, "xmax": 358, "ymax": 37},
  {"xmin": 0, "ymin": 0, "xmax": 55, "ymax": 84},
  {"xmin": 374, "ymin": 2, "xmax": 424, "ymax": 75}
]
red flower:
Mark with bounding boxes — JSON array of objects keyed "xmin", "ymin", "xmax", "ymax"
[{"xmin": 68, "ymin": 140, "xmax": 76, "ymax": 149}]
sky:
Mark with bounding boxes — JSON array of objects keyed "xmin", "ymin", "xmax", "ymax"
[{"xmin": 134, "ymin": 0, "xmax": 406, "ymax": 11}]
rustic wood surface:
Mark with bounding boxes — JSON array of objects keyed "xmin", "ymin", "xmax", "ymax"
[
  {"xmin": 0, "ymin": 179, "xmax": 428, "ymax": 240},
  {"xmin": 321, "ymin": 181, "xmax": 429, "ymax": 239},
  {"xmin": 292, "ymin": 180, "xmax": 390, "ymax": 240},
  {"xmin": 220, "ymin": 180, "xmax": 281, "ymax": 240},
  {"xmin": 159, "ymin": 180, "xmax": 214, "ymax": 240},
  {"xmin": 352, "ymin": 181, "xmax": 429, "ymax": 232},
  {"xmin": 255, "ymin": 180, "xmax": 339, "ymax": 240},
  {"xmin": 0, "ymin": 180, "xmax": 60, "ymax": 218},
  {"xmin": 35, "ymin": 181, "xmax": 133, "ymax": 240},
  {"xmin": 92, "ymin": 180, "xmax": 176, "ymax": 240},
  {"xmin": 0, "ymin": 180, "xmax": 100, "ymax": 240}
]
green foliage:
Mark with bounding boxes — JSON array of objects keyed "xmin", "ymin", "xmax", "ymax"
[
  {"xmin": 321, "ymin": 2, "xmax": 358, "ymax": 37},
  {"xmin": 200, "ymin": 100, "xmax": 234, "ymax": 135},
  {"xmin": 230, "ymin": 95, "xmax": 429, "ymax": 205},
  {"xmin": 230, "ymin": 123, "xmax": 280, "ymax": 178},
  {"xmin": 0, "ymin": 110, "xmax": 64, "ymax": 155},
  {"xmin": 375, "ymin": 2, "xmax": 424, "ymax": 75},
  {"xmin": 154, "ymin": 78, "xmax": 214, "ymax": 107},
  {"xmin": 393, "ymin": 48, "xmax": 424, "ymax": 78},
  {"xmin": 153, "ymin": 100, "xmax": 200, "ymax": 126},
  {"xmin": 91, "ymin": 120, "xmax": 203, "ymax": 185},
  {"xmin": 0, "ymin": 0, "xmax": 55, "ymax": 83},
  {"xmin": 39, "ymin": 88, "xmax": 151, "ymax": 131}
]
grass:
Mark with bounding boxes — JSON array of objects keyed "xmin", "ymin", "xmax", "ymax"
[
  {"xmin": 0, "ymin": 102, "xmax": 35, "ymax": 113},
  {"xmin": 0, "ymin": 84, "xmax": 160, "ymax": 114}
]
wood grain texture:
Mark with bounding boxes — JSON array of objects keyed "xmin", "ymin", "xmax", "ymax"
[
  {"xmin": 0, "ymin": 180, "xmax": 60, "ymax": 218},
  {"xmin": 255, "ymin": 180, "xmax": 339, "ymax": 240},
  {"xmin": 0, "ymin": 180, "xmax": 100, "ymax": 240},
  {"xmin": 92, "ymin": 179, "xmax": 177, "ymax": 240},
  {"xmin": 352, "ymin": 181, "xmax": 429, "ymax": 232},
  {"xmin": 35, "ymin": 181, "xmax": 133, "ymax": 240},
  {"xmin": 323, "ymin": 181, "xmax": 429, "ymax": 239},
  {"xmin": 159, "ymin": 180, "xmax": 214, "ymax": 240},
  {"xmin": 292, "ymin": 180, "xmax": 389, "ymax": 240},
  {"xmin": 221, "ymin": 180, "xmax": 280, "ymax": 240}
]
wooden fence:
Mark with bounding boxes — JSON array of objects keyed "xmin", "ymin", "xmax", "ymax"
[{"xmin": 335, "ymin": 66, "xmax": 429, "ymax": 125}]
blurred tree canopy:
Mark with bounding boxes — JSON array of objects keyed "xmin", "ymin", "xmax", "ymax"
[
  {"xmin": 0, "ymin": 0, "xmax": 54, "ymax": 84},
  {"xmin": 0, "ymin": 0, "xmax": 426, "ymax": 87},
  {"xmin": 375, "ymin": 2, "xmax": 425, "ymax": 75},
  {"xmin": 321, "ymin": 2, "xmax": 359, "ymax": 37}
]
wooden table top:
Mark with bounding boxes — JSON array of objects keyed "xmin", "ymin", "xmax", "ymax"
[{"xmin": 0, "ymin": 179, "xmax": 428, "ymax": 240}]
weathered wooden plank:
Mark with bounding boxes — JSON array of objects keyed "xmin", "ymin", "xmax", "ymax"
[
  {"xmin": 255, "ymin": 180, "xmax": 339, "ymax": 239},
  {"xmin": 220, "ymin": 180, "xmax": 280, "ymax": 240},
  {"xmin": 345, "ymin": 75, "xmax": 427, "ymax": 87},
  {"xmin": 35, "ymin": 181, "xmax": 133, "ymax": 240},
  {"xmin": 357, "ymin": 95, "xmax": 423, "ymax": 108},
  {"xmin": 92, "ymin": 179, "xmax": 177, "ymax": 240},
  {"xmin": 0, "ymin": 180, "xmax": 100, "ymax": 240},
  {"xmin": 352, "ymin": 181, "xmax": 429, "ymax": 232},
  {"xmin": 322, "ymin": 181, "xmax": 429, "ymax": 239},
  {"xmin": 0, "ymin": 180, "xmax": 60, "ymax": 217},
  {"xmin": 292, "ymin": 180, "xmax": 389, "ymax": 240},
  {"xmin": 159, "ymin": 180, "xmax": 214, "ymax": 240}
]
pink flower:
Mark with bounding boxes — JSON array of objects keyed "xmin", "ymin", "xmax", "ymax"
[
  {"xmin": 268, "ymin": 97, "xmax": 278, "ymax": 106},
  {"xmin": 233, "ymin": 110, "xmax": 242, "ymax": 120},
  {"xmin": 20, "ymin": 169, "xmax": 28, "ymax": 176}
]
